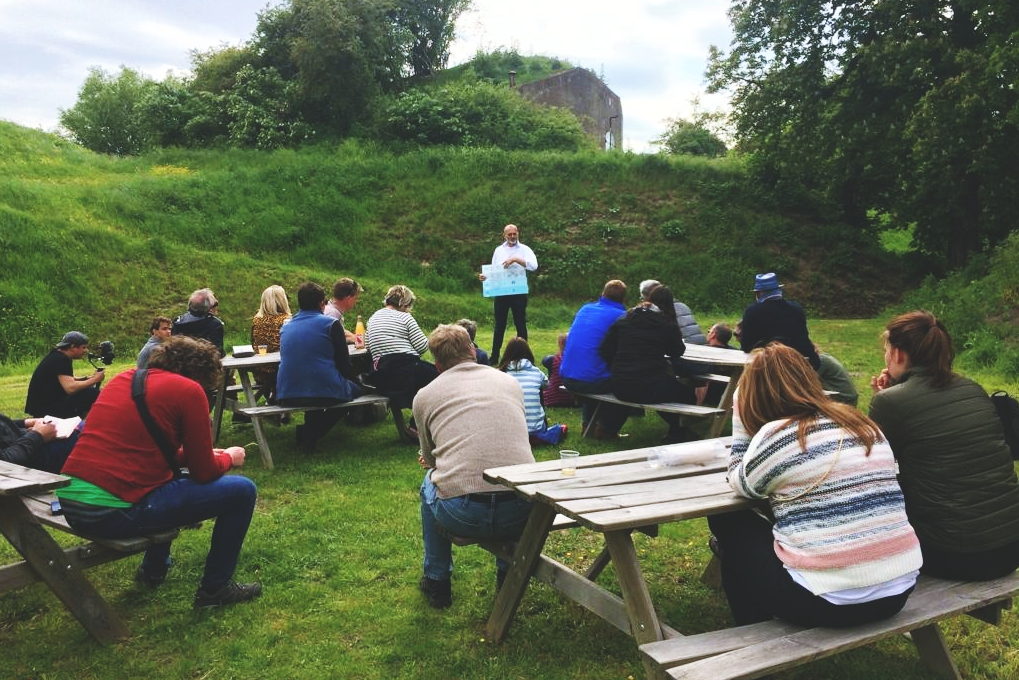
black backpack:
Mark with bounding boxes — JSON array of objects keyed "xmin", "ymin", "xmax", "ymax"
[{"xmin": 990, "ymin": 391, "xmax": 1019, "ymax": 460}]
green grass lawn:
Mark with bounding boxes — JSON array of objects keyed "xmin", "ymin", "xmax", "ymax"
[{"xmin": 1, "ymin": 321, "xmax": 1017, "ymax": 679}]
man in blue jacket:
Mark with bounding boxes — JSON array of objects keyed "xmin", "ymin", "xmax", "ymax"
[
  {"xmin": 559, "ymin": 280, "xmax": 630, "ymax": 439},
  {"xmin": 277, "ymin": 282, "xmax": 363, "ymax": 452}
]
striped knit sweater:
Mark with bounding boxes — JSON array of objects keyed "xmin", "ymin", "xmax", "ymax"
[
  {"xmin": 504, "ymin": 359, "xmax": 548, "ymax": 433},
  {"xmin": 364, "ymin": 307, "xmax": 428, "ymax": 360},
  {"xmin": 728, "ymin": 405, "xmax": 922, "ymax": 596}
]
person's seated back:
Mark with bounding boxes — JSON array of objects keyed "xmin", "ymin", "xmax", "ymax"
[
  {"xmin": 499, "ymin": 337, "xmax": 567, "ymax": 446},
  {"xmin": 542, "ymin": 332, "xmax": 577, "ymax": 408},
  {"xmin": 639, "ymin": 279, "xmax": 706, "ymax": 345},
  {"xmin": 869, "ymin": 310, "xmax": 1019, "ymax": 581},
  {"xmin": 172, "ymin": 288, "xmax": 225, "ymax": 356}
]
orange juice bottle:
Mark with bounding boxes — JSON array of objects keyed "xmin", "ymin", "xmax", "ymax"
[{"xmin": 354, "ymin": 315, "xmax": 365, "ymax": 348}]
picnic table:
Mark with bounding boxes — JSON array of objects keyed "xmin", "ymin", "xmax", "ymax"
[
  {"xmin": 482, "ymin": 438, "xmax": 751, "ymax": 674},
  {"xmin": 213, "ymin": 347, "xmax": 405, "ymax": 468},
  {"xmin": 0, "ymin": 461, "xmax": 132, "ymax": 643},
  {"xmin": 483, "ymin": 436, "xmax": 1019, "ymax": 680},
  {"xmin": 677, "ymin": 344, "xmax": 747, "ymax": 437}
]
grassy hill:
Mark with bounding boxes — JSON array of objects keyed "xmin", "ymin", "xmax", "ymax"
[{"xmin": 0, "ymin": 121, "xmax": 914, "ymax": 365}]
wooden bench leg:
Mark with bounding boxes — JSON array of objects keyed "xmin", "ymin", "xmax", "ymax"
[
  {"xmin": 603, "ymin": 530, "xmax": 663, "ymax": 645},
  {"xmin": 582, "ymin": 401, "xmax": 603, "ymax": 438},
  {"xmin": 910, "ymin": 623, "xmax": 962, "ymax": 680},
  {"xmin": 0, "ymin": 497, "xmax": 130, "ymax": 645},
  {"xmin": 700, "ymin": 554, "xmax": 723, "ymax": 590},
  {"xmin": 486, "ymin": 503, "xmax": 556, "ymax": 642},
  {"xmin": 249, "ymin": 416, "xmax": 274, "ymax": 469}
]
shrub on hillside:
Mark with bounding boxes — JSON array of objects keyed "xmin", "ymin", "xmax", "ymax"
[
  {"xmin": 376, "ymin": 81, "xmax": 593, "ymax": 151},
  {"xmin": 902, "ymin": 232, "xmax": 1019, "ymax": 374}
]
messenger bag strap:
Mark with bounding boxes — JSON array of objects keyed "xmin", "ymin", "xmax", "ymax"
[{"xmin": 131, "ymin": 369, "xmax": 182, "ymax": 477}]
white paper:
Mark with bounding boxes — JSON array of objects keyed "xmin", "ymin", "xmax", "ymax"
[{"xmin": 42, "ymin": 416, "xmax": 82, "ymax": 439}]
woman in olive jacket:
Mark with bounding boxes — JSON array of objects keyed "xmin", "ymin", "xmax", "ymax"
[{"xmin": 869, "ymin": 310, "xmax": 1019, "ymax": 580}]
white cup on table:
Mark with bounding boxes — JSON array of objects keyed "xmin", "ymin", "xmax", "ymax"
[{"xmin": 560, "ymin": 450, "xmax": 580, "ymax": 476}]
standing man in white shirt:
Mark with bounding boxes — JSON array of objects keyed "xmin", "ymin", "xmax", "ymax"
[{"xmin": 480, "ymin": 224, "xmax": 538, "ymax": 365}]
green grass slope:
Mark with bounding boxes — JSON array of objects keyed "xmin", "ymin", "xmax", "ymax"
[{"xmin": 0, "ymin": 121, "xmax": 912, "ymax": 364}]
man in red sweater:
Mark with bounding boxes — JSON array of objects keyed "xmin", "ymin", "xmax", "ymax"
[{"xmin": 57, "ymin": 336, "xmax": 261, "ymax": 608}]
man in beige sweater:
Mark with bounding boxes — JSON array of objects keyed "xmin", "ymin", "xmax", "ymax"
[{"xmin": 414, "ymin": 324, "xmax": 535, "ymax": 608}]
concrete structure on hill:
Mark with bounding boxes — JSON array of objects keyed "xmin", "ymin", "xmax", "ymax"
[{"xmin": 517, "ymin": 67, "xmax": 623, "ymax": 150}]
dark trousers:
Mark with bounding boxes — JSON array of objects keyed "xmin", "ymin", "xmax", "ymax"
[
  {"xmin": 43, "ymin": 386, "xmax": 100, "ymax": 419},
  {"xmin": 919, "ymin": 538, "xmax": 1019, "ymax": 581},
  {"xmin": 491, "ymin": 294, "xmax": 528, "ymax": 361},
  {"xmin": 707, "ymin": 509, "xmax": 913, "ymax": 627}
]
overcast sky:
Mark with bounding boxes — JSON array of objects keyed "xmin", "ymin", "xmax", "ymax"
[{"xmin": 0, "ymin": 0, "xmax": 733, "ymax": 153}]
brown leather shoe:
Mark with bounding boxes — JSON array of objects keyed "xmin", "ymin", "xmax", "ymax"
[{"xmin": 594, "ymin": 424, "xmax": 619, "ymax": 440}]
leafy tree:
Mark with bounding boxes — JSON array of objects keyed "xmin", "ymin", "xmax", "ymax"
[
  {"xmin": 190, "ymin": 45, "xmax": 260, "ymax": 94},
  {"xmin": 655, "ymin": 118, "xmax": 727, "ymax": 157},
  {"xmin": 708, "ymin": 0, "xmax": 1019, "ymax": 268},
  {"xmin": 136, "ymin": 76, "xmax": 199, "ymax": 148},
  {"xmin": 59, "ymin": 67, "xmax": 156, "ymax": 155},
  {"xmin": 390, "ymin": 0, "xmax": 471, "ymax": 77},
  {"xmin": 226, "ymin": 65, "xmax": 312, "ymax": 149},
  {"xmin": 252, "ymin": 0, "xmax": 404, "ymax": 134}
]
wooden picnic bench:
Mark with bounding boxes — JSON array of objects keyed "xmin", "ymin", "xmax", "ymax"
[
  {"xmin": 214, "ymin": 351, "xmax": 416, "ymax": 468},
  {"xmin": 575, "ymin": 391, "xmax": 726, "ymax": 438},
  {"xmin": 569, "ymin": 345, "xmax": 748, "ymax": 440},
  {"xmin": 0, "ymin": 461, "xmax": 181, "ymax": 644},
  {"xmin": 639, "ymin": 571, "xmax": 1019, "ymax": 680}
]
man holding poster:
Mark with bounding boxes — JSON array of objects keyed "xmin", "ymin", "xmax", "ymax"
[{"xmin": 479, "ymin": 224, "xmax": 538, "ymax": 365}]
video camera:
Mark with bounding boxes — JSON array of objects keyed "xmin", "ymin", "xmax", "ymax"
[{"xmin": 88, "ymin": 340, "xmax": 116, "ymax": 370}]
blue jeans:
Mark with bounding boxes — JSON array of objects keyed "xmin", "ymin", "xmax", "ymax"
[
  {"xmin": 420, "ymin": 470, "xmax": 532, "ymax": 580},
  {"xmin": 63, "ymin": 475, "xmax": 257, "ymax": 592}
]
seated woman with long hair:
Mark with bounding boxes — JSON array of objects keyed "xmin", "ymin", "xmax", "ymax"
[
  {"xmin": 498, "ymin": 337, "xmax": 567, "ymax": 446},
  {"xmin": 599, "ymin": 283, "xmax": 697, "ymax": 443},
  {"xmin": 250, "ymin": 284, "xmax": 292, "ymax": 405},
  {"xmin": 870, "ymin": 310, "xmax": 1019, "ymax": 581},
  {"xmin": 708, "ymin": 343, "xmax": 921, "ymax": 628}
]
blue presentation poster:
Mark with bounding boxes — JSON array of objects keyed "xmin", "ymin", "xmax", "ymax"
[{"xmin": 482, "ymin": 264, "xmax": 529, "ymax": 298}]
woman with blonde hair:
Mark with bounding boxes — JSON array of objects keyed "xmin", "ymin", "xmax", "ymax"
[
  {"xmin": 708, "ymin": 342, "xmax": 921, "ymax": 627},
  {"xmin": 249, "ymin": 285, "xmax": 292, "ymax": 408},
  {"xmin": 870, "ymin": 310, "xmax": 1019, "ymax": 580}
]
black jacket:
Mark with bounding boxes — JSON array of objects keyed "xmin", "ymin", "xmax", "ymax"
[
  {"xmin": 739, "ymin": 297, "xmax": 820, "ymax": 369},
  {"xmin": 172, "ymin": 311, "xmax": 225, "ymax": 356},
  {"xmin": 599, "ymin": 307, "xmax": 685, "ymax": 392},
  {"xmin": 0, "ymin": 414, "xmax": 45, "ymax": 467}
]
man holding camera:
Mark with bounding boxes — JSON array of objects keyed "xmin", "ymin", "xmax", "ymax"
[{"xmin": 25, "ymin": 331, "xmax": 106, "ymax": 418}]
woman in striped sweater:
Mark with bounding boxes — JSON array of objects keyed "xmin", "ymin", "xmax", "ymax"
[
  {"xmin": 364, "ymin": 285, "xmax": 438, "ymax": 412},
  {"xmin": 498, "ymin": 337, "xmax": 567, "ymax": 446},
  {"xmin": 708, "ymin": 343, "xmax": 922, "ymax": 627}
]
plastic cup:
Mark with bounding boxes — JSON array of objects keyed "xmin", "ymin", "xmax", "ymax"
[
  {"xmin": 647, "ymin": 448, "xmax": 663, "ymax": 469},
  {"xmin": 560, "ymin": 450, "xmax": 580, "ymax": 476},
  {"xmin": 257, "ymin": 345, "xmax": 268, "ymax": 355}
]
